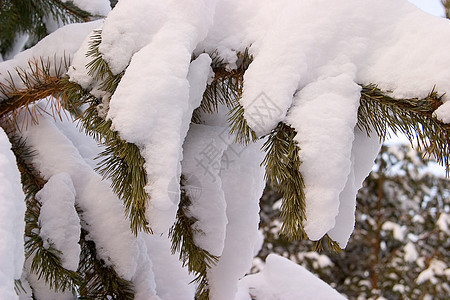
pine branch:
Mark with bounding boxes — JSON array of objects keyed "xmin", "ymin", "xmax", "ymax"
[
  {"xmin": 85, "ymin": 29, "xmax": 125, "ymax": 90},
  {"xmin": 60, "ymin": 81, "xmax": 151, "ymax": 235},
  {"xmin": 0, "ymin": 56, "xmax": 71, "ymax": 127},
  {"xmin": 0, "ymin": 35, "xmax": 151, "ymax": 235},
  {"xmin": 94, "ymin": 125, "xmax": 150, "ymax": 235},
  {"xmin": 260, "ymin": 123, "xmax": 345, "ymax": 250},
  {"xmin": 313, "ymin": 235, "xmax": 342, "ymax": 253},
  {"xmin": 169, "ymin": 176, "xmax": 219, "ymax": 299},
  {"xmin": 228, "ymin": 103, "xmax": 257, "ymax": 144},
  {"xmin": 47, "ymin": 0, "xmax": 94, "ymax": 22},
  {"xmin": 77, "ymin": 229, "xmax": 135, "ymax": 300},
  {"xmin": 199, "ymin": 51, "xmax": 248, "ymax": 113},
  {"xmin": 196, "ymin": 49, "xmax": 255, "ymax": 145},
  {"xmin": 261, "ymin": 122, "xmax": 307, "ymax": 240},
  {"xmin": 0, "ymin": 0, "xmax": 94, "ymax": 56},
  {"xmin": 70, "ymin": 31, "xmax": 152, "ymax": 234},
  {"xmin": 358, "ymin": 84, "xmax": 450, "ymax": 173},
  {"xmin": 8, "ymin": 133, "xmax": 81, "ymax": 294}
]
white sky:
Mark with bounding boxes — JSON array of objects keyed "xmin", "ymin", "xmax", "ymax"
[{"xmin": 408, "ymin": 0, "xmax": 445, "ymax": 16}]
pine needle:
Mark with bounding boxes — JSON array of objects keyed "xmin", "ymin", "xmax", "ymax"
[
  {"xmin": 169, "ymin": 175, "xmax": 219, "ymax": 299},
  {"xmin": 0, "ymin": 56, "xmax": 71, "ymax": 129},
  {"xmin": 358, "ymin": 84, "xmax": 450, "ymax": 173}
]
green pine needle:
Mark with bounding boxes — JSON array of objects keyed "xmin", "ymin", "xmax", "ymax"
[
  {"xmin": 8, "ymin": 134, "xmax": 81, "ymax": 294},
  {"xmin": 358, "ymin": 84, "xmax": 450, "ymax": 173},
  {"xmin": 261, "ymin": 122, "xmax": 308, "ymax": 240},
  {"xmin": 169, "ymin": 175, "xmax": 219, "ymax": 299},
  {"xmin": 77, "ymin": 229, "xmax": 135, "ymax": 300}
]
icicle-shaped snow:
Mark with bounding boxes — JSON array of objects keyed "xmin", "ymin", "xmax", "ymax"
[
  {"xmin": 327, "ymin": 128, "xmax": 382, "ymax": 247},
  {"xmin": 131, "ymin": 236, "xmax": 160, "ymax": 300},
  {"xmin": 20, "ymin": 111, "xmax": 139, "ymax": 280},
  {"xmin": 36, "ymin": 173, "xmax": 81, "ymax": 271},
  {"xmin": 181, "ymin": 124, "xmax": 229, "ymax": 256},
  {"xmin": 105, "ymin": 1, "xmax": 217, "ymax": 233},
  {"xmin": 144, "ymin": 234, "xmax": 195, "ymax": 300},
  {"xmin": 285, "ymin": 74, "xmax": 361, "ymax": 241},
  {"xmin": 0, "ymin": 128, "xmax": 26, "ymax": 300},
  {"xmin": 207, "ymin": 138, "xmax": 266, "ymax": 300}
]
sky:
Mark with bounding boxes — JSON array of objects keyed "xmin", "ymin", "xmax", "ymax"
[{"xmin": 409, "ymin": 0, "xmax": 445, "ymax": 16}]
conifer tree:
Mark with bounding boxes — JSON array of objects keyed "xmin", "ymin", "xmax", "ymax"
[
  {"xmin": 258, "ymin": 144, "xmax": 449, "ymax": 299},
  {"xmin": 1, "ymin": 1, "xmax": 450, "ymax": 299}
]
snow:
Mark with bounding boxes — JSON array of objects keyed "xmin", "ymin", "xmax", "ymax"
[
  {"xmin": 227, "ymin": 0, "xmax": 450, "ymax": 243},
  {"xmin": 24, "ymin": 256, "xmax": 75, "ymax": 300},
  {"xmin": 98, "ymin": 0, "xmax": 169, "ymax": 75},
  {"xmin": 434, "ymin": 102, "xmax": 450, "ymax": 123},
  {"xmin": 207, "ymin": 139, "xmax": 266, "ymax": 300},
  {"xmin": 0, "ymin": 20, "xmax": 103, "ymax": 97},
  {"xmin": 105, "ymin": 1, "xmax": 217, "ymax": 233},
  {"xmin": 19, "ymin": 108, "xmax": 140, "ymax": 280},
  {"xmin": 286, "ymin": 74, "xmax": 361, "ymax": 241},
  {"xmin": 65, "ymin": 0, "xmax": 110, "ymax": 16},
  {"xmin": 130, "ymin": 236, "xmax": 160, "ymax": 300},
  {"xmin": 327, "ymin": 128, "xmax": 382, "ymax": 247},
  {"xmin": 2, "ymin": 0, "xmax": 450, "ymax": 298},
  {"xmin": 436, "ymin": 212, "xmax": 449, "ymax": 234},
  {"xmin": 237, "ymin": 254, "xmax": 346, "ymax": 300},
  {"xmin": 416, "ymin": 259, "xmax": 448, "ymax": 285},
  {"xmin": 0, "ymin": 128, "xmax": 26, "ymax": 300},
  {"xmin": 36, "ymin": 173, "xmax": 81, "ymax": 271},
  {"xmin": 403, "ymin": 242, "xmax": 419, "ymax": 262},
  {"xmin": 180, "ymin": 124, "xmax": 229, "ymax": 256},
  {"xmin": 144, "ymin": 233, "xmax": 195, "ymax": 300},
  {"xmin": 67, "ymin": 0, "xmax": 450, "ymax": 246},
  {"xmin": 382, "ymin": 221, "xmax": 405, "ymax": 241},
  {"xmin": 52, "ymin": 115, "xmax": 103, "ymax": 169}
]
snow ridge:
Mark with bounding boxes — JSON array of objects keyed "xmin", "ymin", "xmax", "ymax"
[
  {"xmin": 21, "ymin": 110, "xmax": 139, "ymax": 280},
  {"xmin": 0, "ymin": 128, "xmax": 26, "ymax": 299},
  {"xmin": 36, "ymin": 173, "xmax": 81, "ymax": 271}
]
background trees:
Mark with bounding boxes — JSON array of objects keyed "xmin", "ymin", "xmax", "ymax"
[
  {"xmin": 1, "ymin": 1, "xmax": 450, "ymax": 299},
  {"xmin": 258, "ymin": 144, "xmax": 450, "ymax": 299}
]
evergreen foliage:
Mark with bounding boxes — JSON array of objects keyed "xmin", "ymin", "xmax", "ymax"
[
  {"xmin": 358, "ymin": 85, "xmax": 450, "ymax": 173},
  {"xmin": 0, "ymin": 0, "xmax": 93, "ymax": 58},
  {"xmin": 70, "ymin": 29, "xmax": 152, "ymax": 235},
  {"xmin": 77, "ymin": 229, "xmax": 134, "ymax": 300},
  {"xmin": 3, "ymin": 131, "xmax": 135, "ymax": 299},
  {"xmin": 169, "ymin": 176, "xmax": 218, "ymax": 300},
  {"xmin": 0, "ymin": 1, "xmax": 450, "ymax": 299},
  {"xmin": 10, "ymin": 134, "xmax": 80, "ymax": 295},
  {"xmin": 258, "ymin": 144, "xmax": 449, "ymax": 299}
]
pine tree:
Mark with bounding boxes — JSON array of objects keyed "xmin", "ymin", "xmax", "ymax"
[
  {"xmin": 258, "ymin": 144, "xmax": 450, "ymax": 299},
  {"xmin": 1, "ymin": 1, "xmax": 450, "ymax": 299}
]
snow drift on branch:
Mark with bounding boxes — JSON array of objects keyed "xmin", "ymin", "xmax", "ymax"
[{"xmin": 0, "ymin": 128, "xmax": 26, "ymax": 299}]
